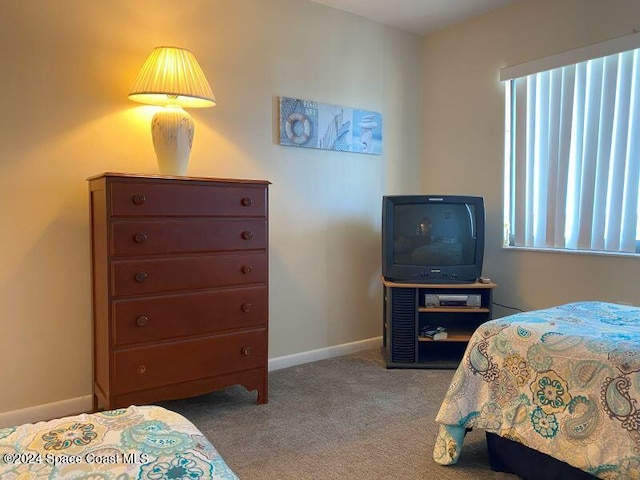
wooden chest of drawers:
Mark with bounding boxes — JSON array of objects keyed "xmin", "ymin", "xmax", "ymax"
[{"xmin": 88, "ymin": 173, "xmax": 269, "ymax": 410}]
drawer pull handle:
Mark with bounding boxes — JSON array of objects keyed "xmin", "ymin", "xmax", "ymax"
[
  {"xmin": 241, "ymin": 265, "xmax": 254, "ymax": 274},
  {"xmin": 241, "ymin": 303, "xmax": 252, "ymax": 313},
  {"xmin": 241, "ymin": 230, "xmax": 253, "ymax": 240},
  {"xmin": 135, "ymin": 272, "xmax": 148, "ymax": 283},
  {"xmin": 242, "ymin": 346, "xmax": 253, "ymax": 356},
  {"xmin": 137, "ymin": 365, "xmax": 146, "ymax": 374},
  {"xmin": 132, "ymin": 194, "xmax": 146, "ymax": 205},
  {"xmin": 241, "ymin": 197, "xmax": 253, "ymax": 207},
  {"xmin": 134, "ymin": 233, "xmax": 148, "ymax": 243},
  {"xmin": 136, "ymin": 315, "xmax": 149, "ymax": 327}
]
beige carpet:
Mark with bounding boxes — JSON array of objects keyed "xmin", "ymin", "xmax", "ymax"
[{"xmin": 159, "ymin": 348, "xmax": 517, "ymax": 479}]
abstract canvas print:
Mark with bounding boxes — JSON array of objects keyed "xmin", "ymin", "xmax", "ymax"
[{"xmin": 279, "ymin": 96, "xmax": 382, "ymax": 155}]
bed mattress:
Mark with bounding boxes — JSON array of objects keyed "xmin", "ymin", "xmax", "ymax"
[
  {"xmin": 0, "ymin": 405, "xmax": 238, "ymax": 479},
  {"xmin": 433, "ymin": 301, "xmax": 640, "ymax": 479}
]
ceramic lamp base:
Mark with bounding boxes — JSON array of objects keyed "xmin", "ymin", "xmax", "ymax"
[{"xmin": 151, "ymin": 105, "xmax": 194, "ymax": 176}]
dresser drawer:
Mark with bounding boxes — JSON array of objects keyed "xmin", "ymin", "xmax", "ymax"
[
  {"xmin": 110, "ymin": 181, "xmax": 267, "ymax": 217},
  {"xmin": 113, "ymin": 329, "xmax": 267, "ymax": 393},
  {"xmin": 111, "ymin": 218, "xmax": 266, "ymax": 256},
  {"xmin": 111, "ymin": 253, "xmax": 267, "ymax": 296},
  {"xmin": 113, "ymin": 286, "xmax": 268, "ymax": 346}
]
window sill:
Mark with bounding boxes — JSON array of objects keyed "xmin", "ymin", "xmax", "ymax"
[{"xmin": 501, "ymin": 245, "xmax": 640, "ymax": 259}]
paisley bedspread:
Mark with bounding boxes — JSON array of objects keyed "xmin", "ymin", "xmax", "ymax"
[
  {"xmin": 0, "ymin": 405, "xmax": 238, "ymax": 479},
  {"xmin": 433, "ymin": 301, "xmax": 640, "ymax": 479}
]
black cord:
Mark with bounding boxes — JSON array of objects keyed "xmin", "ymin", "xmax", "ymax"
[{"xmin": 492, "ymin": 301, "xmax": 525, "ymax": 312}]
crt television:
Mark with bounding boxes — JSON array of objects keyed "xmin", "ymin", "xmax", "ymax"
[{"xmin": 382, "ymin": 195, "xmax": 485, "ymax": 283}]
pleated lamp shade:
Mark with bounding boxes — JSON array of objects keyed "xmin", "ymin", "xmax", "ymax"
[
  {"xmin": 128, "ymin": 46, "xmax": 215, "ymax": 176},
  {"xmin": 129, "ymin": 46, "xmax": 216, "ymax": 107}
]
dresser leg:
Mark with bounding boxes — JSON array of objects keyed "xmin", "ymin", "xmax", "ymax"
[{"xmin": 257, "ymin": 383, "xmax": 268, "ymax": 404}]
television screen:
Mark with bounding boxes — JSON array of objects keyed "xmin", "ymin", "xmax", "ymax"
[
  {"xmin": 393, "ymin": 203, "xmax": 478, "ymax": 267},
  {"xmin": 382, "ymin": 195, "xmax": 484, "ymax": 283}
]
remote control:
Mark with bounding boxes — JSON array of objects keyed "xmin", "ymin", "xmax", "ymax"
[{"xmin": 478, "ymin": 277, "xmax": 491, "ymax": 284}]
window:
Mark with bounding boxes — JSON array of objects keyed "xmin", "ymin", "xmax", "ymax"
[{"xmin": 502, "ymin": 34, "xmax": 640, "ymax": 255}]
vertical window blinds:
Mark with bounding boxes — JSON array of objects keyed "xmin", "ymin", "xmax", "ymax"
[{"xmin": 502, "ymin": 33, "xmax": 640, "ymax": 254}]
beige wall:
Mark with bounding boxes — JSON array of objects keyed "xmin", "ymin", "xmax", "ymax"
[
  {"xmin": 0, "ymin": 0, "xmax": 423, "ymax": 413},
  {"xmin": 422, "ymin": 0, "xmax": 640, "ymax": 316},
  {"xmin": 6, "ymin": 0, "xmax": 638, "ymax": 418}
]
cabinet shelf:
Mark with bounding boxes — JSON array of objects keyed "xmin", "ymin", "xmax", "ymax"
[
  {"xmin": 418, "ymin": 307, "xmax": 490, "ymax": 313},
  {"xmin": 382, "ymin": 278, "xmax": 496, "ymax": 369},
  {"xmin": 418, "ymin": 330, "xmax": 472, "ymax": 342}
]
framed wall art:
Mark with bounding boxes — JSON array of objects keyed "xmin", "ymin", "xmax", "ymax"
[{"xmin": 278, "ymin": 96, "xmax": 382, "ymax": 155}]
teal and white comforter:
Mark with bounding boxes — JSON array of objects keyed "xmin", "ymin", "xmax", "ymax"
[
  {"xmin": 0, "ymin": 405, "xmax": 238, "ymax": 479},
  {"xmin": 434, "ymin": 301, "xmax": 640, "ymax": 479}
]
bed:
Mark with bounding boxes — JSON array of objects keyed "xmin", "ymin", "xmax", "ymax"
[
  {"xmin": 0, "ymin": 405, "xmax": 238, "ymax": 479},
  {"xmin": 433, "ymin": 301, "xmax": 640, "ymax": 479}
]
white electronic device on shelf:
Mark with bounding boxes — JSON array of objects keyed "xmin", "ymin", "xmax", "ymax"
[{"xmin": 424, "ymin": 294, "xmax": 482, "ymax": 308}]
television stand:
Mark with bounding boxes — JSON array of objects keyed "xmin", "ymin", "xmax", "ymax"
[{"xmin": 382, "ymin": 278, "xmax": 497, "ymax": 369}]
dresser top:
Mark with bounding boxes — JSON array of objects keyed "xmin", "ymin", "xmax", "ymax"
[{"xmin": 87, "ymin": 172, "xmax": 270, "ymax": 185}]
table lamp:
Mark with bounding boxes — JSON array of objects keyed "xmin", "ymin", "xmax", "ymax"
[{"xmin": 128, "ymin": 46, "xmax": 216, "ymax": 176}]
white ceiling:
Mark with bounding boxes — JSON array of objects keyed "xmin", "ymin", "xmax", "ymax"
[{"xmin": 308, "ymin": 0, "xmax": 517, "ymax": 36}]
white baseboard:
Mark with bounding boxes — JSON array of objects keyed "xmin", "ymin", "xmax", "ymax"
[
  {"xmin": 0, "ymin": 337, "xmax": 383, "ymax": 427},
  {"xmin": 0, "ymin": 395, "xmax": 93, "ymax": 428},
  {"xmin": 268, "ymin": 336, "xmax": 382, "ymax": 371}
]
